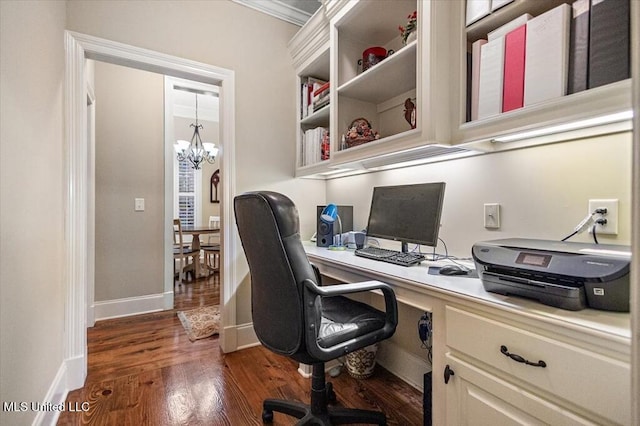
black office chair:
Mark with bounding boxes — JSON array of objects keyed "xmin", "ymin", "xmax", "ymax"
[{"xmin": 234, "ymin": 191, "xmax": 398, "ymax": 425}]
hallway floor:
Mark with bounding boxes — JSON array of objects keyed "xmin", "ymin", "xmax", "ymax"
[{"xmin": 58, "ymin": 273, "xmax": 424, "ymax": 425}]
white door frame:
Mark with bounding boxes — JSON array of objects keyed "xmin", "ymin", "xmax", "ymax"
[
  {"xmin": 86, "ymin": 82, "xmax": 96, "ymax": 328},
  {"xmin": 64, "ymin": 31, "xmax": 237, "ymax": 389}
]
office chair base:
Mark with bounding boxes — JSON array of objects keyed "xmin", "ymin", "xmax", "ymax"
[
  {"xmin": 262, "ymin": 399, "xmax": 386, "ymax": 425},
  {"xmin": 261, "ymin": 364, "xmax": 386, "ymax": 425}
]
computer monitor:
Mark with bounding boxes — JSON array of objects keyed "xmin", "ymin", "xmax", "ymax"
[{"xmin": 365, "ymin": 182, "xmax": 446, "ymax": 252}]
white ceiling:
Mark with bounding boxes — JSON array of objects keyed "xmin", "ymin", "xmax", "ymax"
[
  {"xmin": 231, "ymin": 0, "xmax": 322, "ymax": 26},
  {"xmin": 172, "ymin": 86, "xmax": 219, "ymax": 123}
]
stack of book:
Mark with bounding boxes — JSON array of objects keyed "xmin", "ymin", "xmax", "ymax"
[
  {"xmin": 301, "ymin": 127, "xmax": 329, "ymax": 166},
  {"xmin": 301, "ymin": 77, "xmax": 330, "ymax": 119},
  {"xmin": 469, "ymin": 0, "xmax": 630, "ymax": 122}
]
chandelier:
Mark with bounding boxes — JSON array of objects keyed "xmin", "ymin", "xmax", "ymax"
[{"xmin": 174, "ymin": 93, "xmax": 219, "ymax": 170}]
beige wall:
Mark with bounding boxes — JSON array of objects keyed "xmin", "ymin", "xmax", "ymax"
[
  {"xmin": 1, "ymin": 1, "xmax": 326, "ymax": 420},
  {"xmin": 0, "ymin": 1, "xmax": 67, "ymax": 425},
  {"xmin": 327, "ymin": 133, "xmax": 632, "ymax": 359},
  {"xmin": 66, "ymin": 0, "xmax": 326, "ymax": 325},
  {"xmin": 328, "ymin": 133, "xmax": 633, "ymax": 253},
  {"xmin": 0, "ymin": 2, "xmax": 635, "ymax": 421},
  {"xmin": 94, "ymin": 61, "xmax": 165, "ymax": 301}
]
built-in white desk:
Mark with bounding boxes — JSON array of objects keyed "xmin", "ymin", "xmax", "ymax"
[{"xmin": 304, "ymin": 242, "xmax": 632, "ymax": 425}]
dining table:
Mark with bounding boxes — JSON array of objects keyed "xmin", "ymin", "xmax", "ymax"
[{"xmin": 180, "ymin": 224, "xmax": 220, "ymax": 277}]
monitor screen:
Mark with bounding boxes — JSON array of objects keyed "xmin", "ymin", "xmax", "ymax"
[{"xmin": 365, "ymin": 182, "xmax": 446, "ymax": 249}]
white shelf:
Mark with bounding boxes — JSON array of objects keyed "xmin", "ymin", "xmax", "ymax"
[
  {"xmin": 294, "ymin": 160, "xmax": 332, "ymax": 178},
  {"xmin": 337, "ymin": 41, "xmax": 417, "ymax": 104},
  {"xmin": 332, "ymin": 128, "xmax": 421, "ymax": 165},
  {"xmin": 465, "ymin": 0, "xmax": 567, "ymax": 42},
  {"xmin": 459, "ymin": 79, "xmax": 632, "ymax": 143},
  {"xmin": 300, "ymin": 104, "xmax": 330, "ymax": 128}
]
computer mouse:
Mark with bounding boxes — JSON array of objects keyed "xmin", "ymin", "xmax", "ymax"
[{"xmin": 438, "ymin": 265, "xmax": 469, "ymax": 276}]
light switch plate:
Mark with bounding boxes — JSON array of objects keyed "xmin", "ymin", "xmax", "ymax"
[
  {"xmin": 484, "ymin": 203, "xmax": 501, "ymax": 229},
  {"xmin": 134, "ymin": 198, "xmax": 145, "ymax": 212}
]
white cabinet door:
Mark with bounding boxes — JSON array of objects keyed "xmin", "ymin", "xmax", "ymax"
[
  {"xmin": 444, "ymin": 354, "xmax": 598, "ymax": 426},
  {"xmin": 445, "ymin": 305, "xmax": 630, "ymax": 425}
]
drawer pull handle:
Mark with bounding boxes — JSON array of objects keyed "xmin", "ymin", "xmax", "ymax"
[
  {"xmin": 500, "ymin": 345, "xmax": 547, "ymax": 368},
  {"xmin": 444, "ymin": 364, "xmax": 455, "ymax": 384}
]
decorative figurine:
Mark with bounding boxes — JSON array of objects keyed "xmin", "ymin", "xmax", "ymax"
[{"xmin": 404, "ymin": 98, "xmax": 416, "ymax": 129}]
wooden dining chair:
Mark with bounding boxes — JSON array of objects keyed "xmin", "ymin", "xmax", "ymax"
[
  {"xmin": 202, "ymin": 215, "xmax": 221, "ymax": 275},
  {"xmin": 173, "ymin": 219, "xmax": 200, "ymax": 284}
]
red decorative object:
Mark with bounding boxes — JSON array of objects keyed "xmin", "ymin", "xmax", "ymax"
[
  {"xmin": 359, "ymin": 47, "xmax": 393, "ymax": 72},
  {"xmin": 344, "ymin": 118, "xmax": 380, "ymax": 148},
  {"xmin": 399, "ymin": 11, "xmax": 417, "ymax": 45},
  {"xmin": 321, "ymin": 131, "xmax": 330, "ymax": 160}
]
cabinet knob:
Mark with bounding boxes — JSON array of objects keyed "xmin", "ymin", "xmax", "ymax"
[
  {"xmin": 444, "ymin": 364, "xmax": 455, "ymax": 384},
  {"xmin": 500, "ymin": 345, "xmax": 547, "ymax": 368}
]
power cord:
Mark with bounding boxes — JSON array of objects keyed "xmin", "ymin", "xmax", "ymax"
[
  {"xmin": 418, "ymin": 312, "xmax": 433, "ymax": 364},
  {"xmin": 592, "ymin": 218, "xmax": 607, "ymax": 244},
  {"xmin": 562, "ymin": 208, "xmax": 607, "ymax": 243},
  {"xmin": 418, "ymin": 237, "xmax": 472, "ymax": 265}
]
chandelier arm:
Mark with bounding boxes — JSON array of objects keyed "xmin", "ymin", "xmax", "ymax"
[{"xmin": 175, "ymin": 92, "xmax": 214, "ymax": 171}]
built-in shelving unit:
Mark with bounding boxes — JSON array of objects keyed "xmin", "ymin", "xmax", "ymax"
[
  {"xmin": 289, "ymin": 0, "xmax": 633, "ymax": 177},
  {"xmin": 329, "ymin": 0, "xmax": 456, "ymax": 167},
  {"xmin": 451, "ymin": 0, "xmax": 633, "ymax": 149}
]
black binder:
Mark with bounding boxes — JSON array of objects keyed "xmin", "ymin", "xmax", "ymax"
[
  {"xmin": 588, "ymin": 0, "xmax": 630, "ymax": 89},
  {"xmin": 568, "ymin": 0, "xmax": 590, "ymax": 94}
]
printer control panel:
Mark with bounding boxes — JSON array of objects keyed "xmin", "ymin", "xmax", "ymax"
[{"xmin": 515, "ymin": 252, "xmax": 552, "ymax": 268}]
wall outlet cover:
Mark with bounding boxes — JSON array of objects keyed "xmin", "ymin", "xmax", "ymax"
[{"xmin": 588, "ymin": 199, "xmax": 618, "ymax": 235}]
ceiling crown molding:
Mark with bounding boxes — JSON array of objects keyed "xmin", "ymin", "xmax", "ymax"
[{"xmin": 232, "ymin": 0, "xmax": 318, "ymax": 26}]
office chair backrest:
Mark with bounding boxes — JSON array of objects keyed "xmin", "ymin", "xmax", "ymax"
[{"xmin": 234, "ymin": 191, "xmax": 317, "ymax": 357}]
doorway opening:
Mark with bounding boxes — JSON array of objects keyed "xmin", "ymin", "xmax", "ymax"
[
  {"xmin": 166, "ymin": 77, "xmax": 223, "ymax": 309},
  {"xmin": 65, "ymin": 31, "xmax": 237, "ymax": 390}
]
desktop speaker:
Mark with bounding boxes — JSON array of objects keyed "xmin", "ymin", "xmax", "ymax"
[{"xmin": 316, "ymin": 205, "xmax": 353, "ymax": 247}]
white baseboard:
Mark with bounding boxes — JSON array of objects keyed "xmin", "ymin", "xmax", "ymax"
[
  {"xmin": 376, "ymin": 341, "xmax": 431, "ymax": 392},
  {"xmin": 93, "ymin": 292, "xmax": 170, "ymax": 321},
  {"xmin": 32, "ymin": 362, "xmax": 68, "ymax": 426},
  {"xmin": 64, "ymin": 355, "xmax": 86, "ymax": 391},
  {"xmin": 163, "ymin": 291, "xmax": 174, "ymax": 310},
  {"xmin": 87, "ymin": 304, "xmax": 95, "ymax": 328},
  {"xmin": 297, "ymin": 359, "xmax": 342, "ymax": 378},
  {"xmin": 235, "ymin": 322, "xmax": 259, "ymax": 350}
]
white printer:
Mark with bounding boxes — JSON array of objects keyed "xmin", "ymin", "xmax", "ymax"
[{"xmin": 472, "ymin": 238, "xmax": 631, "ymax": 311}]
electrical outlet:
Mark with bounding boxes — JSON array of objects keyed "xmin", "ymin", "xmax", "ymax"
[
  {"xmin": 588, "ymin": 199, "xmax": 618, "ymax": 235},
  {"xmin": 134, "ymin": 198, "xmax": 145, "ymax": 212},
  {"xmin": 484, "ymin": 203, "xmax": 501, "ymax": 229}
]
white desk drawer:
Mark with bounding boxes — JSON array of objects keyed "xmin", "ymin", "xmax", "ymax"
[{"xmin": 445, "ymin": 306, "xmax": 630, "ymax": 425}]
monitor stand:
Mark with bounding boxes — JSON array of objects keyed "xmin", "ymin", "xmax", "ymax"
[{"xmin": 401, "ymin": 242, "xmax": 409, "ymax": 253}]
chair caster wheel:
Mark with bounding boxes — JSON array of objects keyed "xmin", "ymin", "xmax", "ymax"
[
  {"xmin": 326, "ymin": 382, "xmax": 337, "ymax": 404},
  {"xmin": 262, "ymin": 409, "xmax": 274, "ymax": 423}
]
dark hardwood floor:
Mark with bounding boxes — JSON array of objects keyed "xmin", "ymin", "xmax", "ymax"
[{"xmin": 58, "ymin": 273, "xmax": 423, "ymax": 425}]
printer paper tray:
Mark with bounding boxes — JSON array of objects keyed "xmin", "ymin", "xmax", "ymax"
[{"xmin": 482, "ymin": 272, "xmax": 587, "ymax": 311}]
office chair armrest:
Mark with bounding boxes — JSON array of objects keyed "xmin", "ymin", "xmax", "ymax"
[
  {"xmin": 302, "ymin": 278, "xmax": 398, "ymax": 361},
  {"xmin": 310, "ymin": 263, "xmax": 322, "ymax": 286},
  {"xmin": 304, "ymin": 279, "xmax": 397, "ymax": 326},
  {"xmin": 304, "ymin": 279, "xmax": 393, "ymax": 299}
]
